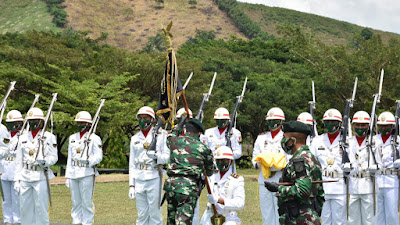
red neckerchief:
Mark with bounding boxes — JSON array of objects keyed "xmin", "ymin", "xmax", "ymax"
[
  {"xmin": 11, "ymin": 131, "xmax": 18, "ymax": 138},
  {"xmin": 218, "ymin": 127, "xmax": 227, "ymax": 135},
  {"xmin": 31, "ymin": 129, "xmax": 40, "ymax": 139},
  {"xmin": 141, "ymin": 128, "xmax": 151, "ymax": 138},
  {"xmin": 271, "ymin": 129, "xmax": 280, "ymax": 139},
  {"xmin": 80, "ymin": 131, "xmax": 88, "ymax": 139},
  {"xmin": 356, "ymin": 136, "xmax": 366, "ymax": 147},
  {"xmin": 382, "ymin": 134, "xmax": 391, "ymax": 144},
  {"xmin": 220, "ymin": 171, "xmax": 227, "ymax": 178},
  {"xmin": 328, "ymin": 131, "xmax": 340, "ymax": 145}
]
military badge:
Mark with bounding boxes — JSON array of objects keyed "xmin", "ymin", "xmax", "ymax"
[
  {"xmin": 29, "ymin": 149, "xmax": 35, "ymax": 156},
  {"xmin": 8, "ymin": 114, "xmax": 13, "ymax": 120},
  {"xmin": 328, "ymin": 111, "xmax": 333, "ymax": 117},
  {"xmin": 327, "ymin": 158, "xmax": 335, "ymax": 165},
  {"xmin": 77, "ymin": 148, "xmax": 81, "ymax": 154},
  {"xmin": 217, "ymin": 150, "xmax": 221, "ymax": 156},
  {"xmin": 76, "ymin": 114, "xmax": 81, "ymax": 120},
  {"xmin": 381, "ymin": 116, "xmax": 386, "ymax": 122},
  {"xmin": 355, "ymin": 153, "xmax": 359, "ymax": 159},
  {"xmin": 143, "ymin": 142, "xmax": 150, "ymax": 149},
  {"xmin": 3, "ymin": 139, "xmax": 10, "ymax": 144},
  {"xmin": 28, "ymin": 111, "xmax": 33, "ymax": 117}
]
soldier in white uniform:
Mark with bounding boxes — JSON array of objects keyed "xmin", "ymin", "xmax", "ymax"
[
  {"xmin": 374, "ymin": 111, "xmax": 399, "ymax": 225},
  {"xmin": 252, "ymin": 107, "xmax": 286, "ymax": 225},
  {"xmin": 311, "ymin": 108, "xmax": 346, "ymax": 225},
  {"xmin": 297, "ymin": 112, "xmax": 318, "ymax": 155},
  {"xmin": 2, "ymin": 110, "xmax": 23, "ymax": 225},
  {"xmin": 128, "ymin": 106, "xmax": 170, "ymax": 225},
  {"xmin": 14, "ymin": 107, "xmax": 58, "ymax": 225},
  {"xmin": 201, "ymin": 108, "xmax": 242, "ymax": 160},
  {"xmin": 65, "ymin": 111, "xmax": 103, "ymax": 225},
  {"xmin": 200, "ymin": 146, "xmax": 245, "ymax": 225},
  {"xmin": 347, "ymin": 111, "xmax": 375, "ymax": 225}
]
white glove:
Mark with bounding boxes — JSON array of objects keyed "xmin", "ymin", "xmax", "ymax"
[
  {"xmin": 35, "ymin": 159, "xmax": 46, "ymax": 168},
  {"xmin": 65, "ymin": 179, "xmax": 70, "ymax": 189},
  {"xmin": 342, "ymin": 163, "xmax": 352, "ymax": 173},
  {"xmin": 368, "ymin": 165, "xmax": 379, "ymax": 174},
  {"xmin": 129, "ymin": 187, "xmax": 136, "ymax": 200},
  {"xmin": 146, "ymin": 150, "xmax": 157, "ymax": 159},
  {"xmin": 207, "ymin": 193, "xmax": 218, "ymax": 205},
  {"xmin": 14, "ymin": 181, "xmax": 20, "ymax": 193},
  {"xmin": 394, "ymin": 159, "xmax": 400, "ymax": 169}
]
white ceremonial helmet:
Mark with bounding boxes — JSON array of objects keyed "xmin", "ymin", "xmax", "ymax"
[
  {"xmin": 75, "ymin": 111, "xmax": 93, "ymax": 123},
  {"xmin": 297, "ymin": 112, "xmax": 313, "ymax": 125},
  {"xmin": 214, "ymin": 146, "xmax": 234, "ymax": 160},
  {"xmin": 323, "ymin": 108, "xmax": 342, "ymax": 122},
  {"xmin": 266, "ymin": 107, "xmax": 285, "ymax": 121},
  {"xmin": 352, "ymin": 111, "xmax": 371, "ymax": 124},
  {"xmin": 176, "ymin": 108, "xmax": 193, "ymax": 119},
  {"xmin": 26, "ymin": 107, "xmax": 45, "ymax": 120},
  {"xmin": 214, "ymin": 107, "xmax": 230, "ymax": 120},
  {"xmin": 377, "ymin": 112, "xmax": 395, "ymax": 125},
  {"xmin": 6, "ymin": 110, "xmax": 24, "ymax": 122},
  {"xmin": 136, "ymin": 106, "xmax": 155, "ymax": 120}
]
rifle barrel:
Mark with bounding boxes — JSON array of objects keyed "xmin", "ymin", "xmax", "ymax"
[{"xmin": 278, "ymin": 180, "xmax": 339, "ymax": 186}]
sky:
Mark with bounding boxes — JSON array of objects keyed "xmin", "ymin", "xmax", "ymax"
[{"xmin": 237, "ymin": 0, "xmax": 400, "ymax": 34}]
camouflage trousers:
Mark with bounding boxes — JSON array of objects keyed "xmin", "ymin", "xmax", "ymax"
[
  {"xmin": 166, "ymin": 191, "xmax": 198, "ymax": 225},
  {"xmin": 279, "ymin": 208, "xmax": 321, "ymax": 225}
]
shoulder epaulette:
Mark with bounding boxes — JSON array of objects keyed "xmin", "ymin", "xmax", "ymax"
[{"xmin": 231, "ymin": 173, "xmax": 240, "ymax": 178}]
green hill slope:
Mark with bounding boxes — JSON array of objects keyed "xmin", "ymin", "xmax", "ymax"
[{"xmin": 0, "ymin": 0, "xmax": 60, "ymax": 34}]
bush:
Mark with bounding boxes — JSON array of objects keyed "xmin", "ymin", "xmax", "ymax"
[{"xmin": 43, "ymin": 0, "xmax": 68, "ymax": 27}]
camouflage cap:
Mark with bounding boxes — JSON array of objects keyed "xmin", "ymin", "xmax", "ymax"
[
  {"xmin": 282, "ymin": 121, "xmax": 311, "ymax": 135},
  {"xmin": 187, "ymin": 118, "xmax": 205, "ymax": 133}
]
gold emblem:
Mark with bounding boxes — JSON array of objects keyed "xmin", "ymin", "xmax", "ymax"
[
  {"xmin": 359, "ymin": 116, "xmax": 364, "ymax": 121},
  {"xmin": 28, "ymin": 111, "xmax": 33, "ymax": 117},
  {"xmin": 77, "ymin": 148, "xmax": 81, "ymax": 154},
  {"xmin": 76, "ymin": 114, "xmax": 81, "ymax": 119},
  {"xmin": 143, "ymin": 142, "xmax": 150, "ymax": 149},
  {"xmin": 8, "ymin": 114, "xmax": 13, "ymax": 119},
  {"xmin": 216, "ymin": 144, "xmax": 221, "ymax": 150},
  {"xmin": 269, "ymin": 112, "xmax": 275, "ymax": 117},
  {"xmin": 381, "ymin": 116, "xmax": 386, "ymax": 122},
  {"xmin": 217, "ymin": 150, "xmax": 221, "ymax": 156},
  {"xmin": 218, "ymin": 113, "xmax": 222, "ymax": 117},
  {"xmin": 355, "ymin": 153, "xmax": 359, "ymax": 159},
  {"xmin": 3, "ymin": 139, "xmax": 10, "ymax": 144},
  {"xmin": 301, "ymin": 118, "xmax": 306, "ymax": 122},
  {"xmin": 328, "ymin": 111, "xmax": 333, "ymax": 117},
  {"xmin": 29, "ymin": 149, "xmax": 35, "ymax": 156},
  {"xmin": 327, "ymin": 158, "xmax": 335, "ymax": 165}
]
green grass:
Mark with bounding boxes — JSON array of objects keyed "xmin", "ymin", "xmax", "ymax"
[
  {"xmin": 1, "ymin": 171, "xmax": 263, "ymax": 224},
  {"xmin": 0, "ymin": 0, "xmax": 60, "ymax": 34}
]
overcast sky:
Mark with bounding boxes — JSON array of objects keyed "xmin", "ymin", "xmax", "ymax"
[{"xmin": 238, "ymin": 0, "xmax": 400, "ymax": 34}]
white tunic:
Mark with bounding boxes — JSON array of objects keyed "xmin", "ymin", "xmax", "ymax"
[
  {"xmin": 129, "ymin": 127, "xmax": 170, "ymax": 186},
  {"xmin": 65, "ymin": 132, "xmax": 103, "ymax": 179},
  {"xmin": 1, "ymin": 132, "xmax": 19, "ymax": 181},
  {"xmin": 311, "ymin": 133, "xmax": 346, "ymax": 194},
  {"xmin": 374, "ymin": 134, "xmax": 399, "ymax": 188},
  {"xmin": 0, "ymin": 124, "xmax": 10, "ymax": 174},
  {"xmin": 252, "ymin": 130, "xmax": 287, "ymax": 184},
  {"xmin": 14, "ymin": 130, "xmax": 58, "ymax": 182},
  {"xmin": 201, "ymin": 127, "xmax": 242, "ymax": 160}
]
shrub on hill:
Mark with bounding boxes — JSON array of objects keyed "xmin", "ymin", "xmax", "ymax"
[{"xmin": 43, "ymin": 0, "xmax": 68, "ymax": 27}]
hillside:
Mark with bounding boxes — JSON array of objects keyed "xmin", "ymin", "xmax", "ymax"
[
  {"xmin": 63, "ymin": 0, "xmax": 247, "ymax": 51},
  {"xmin": 239, "ymin": 2, "xmax": 400, "ymax": 45}
]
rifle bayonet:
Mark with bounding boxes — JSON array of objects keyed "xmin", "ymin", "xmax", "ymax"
[{"xmin": 182, "ymin": 72, "xmax": 193, "ymax": 90}]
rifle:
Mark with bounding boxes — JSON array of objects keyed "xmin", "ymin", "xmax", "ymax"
[
  {"xmin": 80, "ymin": 99, "xmax": 106, "ymax": 160},
  {"xmin": 340, "ymin": 77, "xmax": 357, "ymax": 220},
  {"xmin": 183, "ymin": 72, "xmax": 193, "ymax": 90},
  {"xmin": 0, "ymin": 81, "xmax": 16, "ymax": 122},
  {"xmin": 35, "ymin": 93, "xmax": 58, "ymax": 207},
  {"xmin": 196, "ymin": 72, "xmax": 217, "ymax": 122},
  {"xmin": 226, "ymin": 77, "xmax": 247, "ymax": 172},
  {"xmin": 366, "ymin": 69, "xmax": 384, "ymax": 215},
  {"xmin": 309, "ymin": 80, "xmax": 318, "ymax": 140},
  {"xmin": 277, "ymin": 180, "xmax": 339, "ymax": 186}
]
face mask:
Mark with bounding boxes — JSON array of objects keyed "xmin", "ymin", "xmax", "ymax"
[
  {"xmin": 268, "ymin": 120, "xmax": 281, "ymax": 131},
  {"xmin": 7, "ymin": 122, "xmax": 21, "ymax": 132},
  {"xmin": 216, "ymin": 161, "xmax": 231, "ymax": 172},
  {"xmin": 29, "ymin": 121, "xmax": 41, "ymax": 131},
  {"xmin": 354, "ymin": 128, "xmax": 368, "ymax": 137},
  {"xmin": 77, "ymin": 124, "xmax": 88, "ymax": 132},
  {"xmin": 379, "ymin": 128, "xmax": 392, "ymax": 136},
  {"xmin": 325, "ymin": 122, "xmax": 340, "ymax": 134},
  {"xmin": 139, "ymin": 119, "xmax": 152, "ymax": 130},
  {"xmin": 281, "ymin": 137, "xmax": 296, "ymax": 153},
  {"xmin": 216, "ymin": 120, "xmax": 228, "ymax": 129}
]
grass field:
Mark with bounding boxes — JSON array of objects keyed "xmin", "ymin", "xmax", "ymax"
[
  {"xmin": 0, "ymin": 169, "xmax": 262, "ymax": 224},
  {"xmin": 0, "ymin": 0, "xmax": 60, "ymax": 34}
]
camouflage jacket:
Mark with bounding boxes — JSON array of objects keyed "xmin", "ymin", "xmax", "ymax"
[
  {"xmin": 278, "ymin": 145, "xmax": 325, "ymax": 224},
  {"xmin": 164, "ymin": 132, "xmax": 214, "ymax": 197}
]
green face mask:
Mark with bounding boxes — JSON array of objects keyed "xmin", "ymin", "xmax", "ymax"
[
  {"xmin": 29, "ymin": 121, "xmax": 41, "ymax": 131},
  {"xmin": 7, "ymin": 122, "xmax": 21, "ymax": 132},
  {"xmin": 354, "ymin": 128, "xmax": 368, "ymax": 137},
  {"xmin": 77, "ymin": 124, "xmax": 88, "ymax": 132},
  {"xmin": 268, "ymin": 120, "xmax": 281, "ymax": 131},
  {"xmin": 325, "ymin": 122, "xmax": 340, "ymax": 134},
  {"xmin": 281, "ymin": 137, "xmax": 296, "ymax": 153},
  {"xmin": 216, "ymin": 161, "xmax": 231, "ymax": 172},
  {"xmin": 216, "ymin": 120, "xmax": 228, "ymax": 129},
  {"xmin": 379, "ymin": 128, "xmax": 392, "ymax": 136},
  {"xmin": 139, "ymin": 119, "xmax": 152, "ymax": 130}
]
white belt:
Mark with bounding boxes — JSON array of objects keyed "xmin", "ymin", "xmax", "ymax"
[
  {"xmin": 352, "ymin": 171, "xmax": 371, "ymax": 178},
  {"xmin": 323, "ymin": 170, "xmax": 343, "ymax": 178},
  {"xmin": 377, "ymin": 169, "xmax": 400, "ymax": 175},
  {"xmin": 72, "ymin": 161, "xmax": 90, "ymax": 168},
  {"xmin": 136, "ymin": 164, "xmax": 156, "ymax": 170},
  {"xmin": 24, "ymin": 163, "xmax": 43, "ymax": 171}
]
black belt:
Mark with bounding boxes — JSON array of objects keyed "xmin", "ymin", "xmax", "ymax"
[{"xmin": 168, "ymin": 174, "xmax": 198, "ymax": 180}]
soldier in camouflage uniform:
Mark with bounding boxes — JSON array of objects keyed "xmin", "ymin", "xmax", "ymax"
[
  {"xmin": 265, "ymin": 121, "xmax": 325, "ymax": 225},
  {"xmin": 164, "ymin": 118, "xmax": 214, "ymax": 225}
]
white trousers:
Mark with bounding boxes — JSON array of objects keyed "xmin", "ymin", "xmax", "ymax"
[
  {"xmin": 377, "ymin": 187, "xmax": 399, "ymax": 225},
  {"xmin": 135, "ymin": 178, "xmax": 163, "ymax": 225},
  {"xmin": 259, "ymin": 184, "xmax": 279, "ymax": 225},
  {"xmin": 347, "ymin": 193, "xmax": 375, "ymax": 225},
  {"xmin": 2, "ymin": 180, "xmax": 20, "ymax": 224},
  {"xmin": 70, "ymin": 176, "xmax": 95, "ymax": 225},
  {"xmin": 20, "ymin": 180, "xmax": 49, "ymax": 225},
  {"xmin": 321, "ymin": 194, "xmax": 346, "ymax": 225},
  {"xmin": 192, "ymin": 198, "xmax": 200, "ymax": 225}
]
